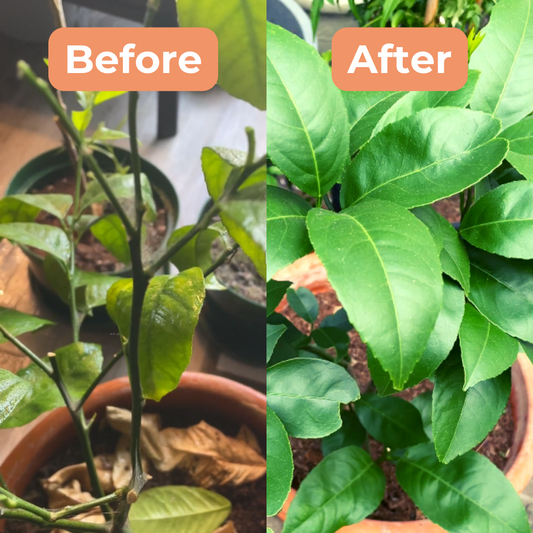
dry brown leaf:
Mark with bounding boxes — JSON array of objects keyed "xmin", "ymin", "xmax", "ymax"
[
  {"xmin": 112, "ymin": 434, "xmax": 150, "ymax": 489},
  {"xmin": 236, "ymin": 425, "xmax": 262, "ymax": 454},
  {"xmin": 213, "ymin": 521, "xmax": 237, "ymax": 533},
  {"xmin": 106, "ymin": 407, "xmax": 266, "ymax": 488}
]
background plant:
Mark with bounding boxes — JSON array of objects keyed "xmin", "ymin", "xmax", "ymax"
[
  {"xmin": 0, "ymin": 0, "xmax": 266, "ymax": 532},
  {"xmin": 266, "ymin": 0, "xmax": 533, "ymax": 530}
]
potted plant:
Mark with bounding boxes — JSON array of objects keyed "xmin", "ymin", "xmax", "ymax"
[
  {"xmin": 0, "ymin": 0, "xmax": 266, "ymax": 531},
  {"xmin": 266, "ymin": 0, "xmax": 533, "ymax": 530}
]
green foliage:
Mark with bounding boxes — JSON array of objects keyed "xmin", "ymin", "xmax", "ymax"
[
  {"xmin": 129, "ymin": 486, "xmax": 231, "ymax": 533},
  {"xmin": 0, "ymin": 369, "xmax": 32, "ymax": 425},
  {"xmin": 91, "ymin": 214, "xmax": 131, "ymax": 264},
  {"xmin": 286, "ymin": 287, "xmax": 318, "ymax": 324},
  {"xmin": 0, "ymin": 308, "xmax": 53, "ymax": 341}
]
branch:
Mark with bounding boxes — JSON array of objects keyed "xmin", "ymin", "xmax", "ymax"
[{"xmin": 203, "ymin": 242, "xmax": 239, "ymax": 278}]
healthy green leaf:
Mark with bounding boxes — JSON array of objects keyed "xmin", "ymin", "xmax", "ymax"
[
  {"xmin": 94, "ymin": 91, "xmax": 126, "ymax": 106},
  {"xmin": 91, "ymin": 214, "xmax": 131, "ymax": 264},
  {"xmin": 266, "ymin": 406, "xmax": 293, "ymax": 516},
  {"xmin": 266, "ymin": 279, "xmax": 292, "ymax": 317},
  {"xmin": 343, "ymin": 91, "xmax": 405, "ymax": 154},
  {"xmin": 177, "ymin": 0, "xmax": 265, "ymax": 109},
  {"xmin": 433, "ymin": 351, "xmax": 511, "ymax": 463},
  {"xmin": 308, "ymin": 201, "xmax": 442, "ymax": 388},
  {"xmin": 460, "ymin": 304, "xmax": 519, "ymax": 389},
  {"xmin": 312, "ymin": 327, "xmax": 349, "ymax": 361},
  {"xmin": 267, "ymin": 358, "xmax": 360, "ymax": 438},
  {"xmin": 266, "ymin": 186, "xmax": 312, "ymax": 280},
  {"xmin": 286, "ymin": 287, "xmax": 318, "ymax": 324},
  {"xmin": 413, "ymin": 206, "xmax": 470, "ymax": 292},
  {"xmin": 373, "ymin": 70, "xmax": 480, "ymax": 136},
  {"xmin": 355, "ymin": 393, "xmax": 428, "ymax": 449},
  {"xmin": 72, "ymin": 109, "xmax": 93, "ymax": 132},
  {"xmin": 0, "ymin": 194, "xmax": 72, "ymax": 221},
  {"xmin": 107, "ymin": 270, "xmax": 205, "ymax": 401},
  {"xmin": 0, "ymin": 222, "xmax": 70, "ymax": 263},
  {"xmin": 267, "ymin": 324, "xmax": 287, "ymax": 363},
  {"xmin": 499, "ymin": 116, "xmax": 533, "ymax": 180},
  {"xmin": 267, "ymin": 23, "xmax": 349, "ymax": 197},
  {"xmin": 0, "ymin": 369, "xmax": 32, "ymax": 425},
  {"xmin": 467, "ymin": 245, "xmax": 533, "ymax": 343},
  {"xmin": 321, "ymin": 409, "xmax": 366, "ymax": 456},
  {"xmin": 411, "ymin": 391, "xmax": 433, "ymax": 439},
  {"xmin": 283, "ymin": 446, "xmax": 385, "ymax": 533},
  {"xmin": 397, "ymin": 444, "xmax": 531, "ymax": 533},
  {"xmin": 129, "ymin": 486, "xmax": 231, "ymax": 533},
  {"xmin": 91, "ymin": 123, "xmax": 129, "ymax": 141},
  {"xmin": 0, "ymin": 197, "xmax": 40, "ymax": 224},
  {"xmin": 0, "ymin": 308, "xmax": 53, "ymax": 342},
  {"xmin": 461, "ymin": 181, "xmax": 533, "ymax": 259},
  {"xmin": 342, "ymin": 108, "xmax": 508, "ymax": 209},
  {"xmin": 320, "ymin": 308, "xmax": 353, "ymax": 332},
  {"xmin": 470, "ymin": 0, "xmax": 533, "ymax": 130}
]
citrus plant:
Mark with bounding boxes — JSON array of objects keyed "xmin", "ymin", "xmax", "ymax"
[
  {"xmin": 266, "ymin": 0, "xmax": 533, "ymax": 530},
  {"xmin": 0, "ymin": 1, "xmax": 266, "ymax": 532}
]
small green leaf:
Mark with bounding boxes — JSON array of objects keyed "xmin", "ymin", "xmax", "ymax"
[
  {"xmin": 107, "ymin": 270, "xmax": 205, "ymax": 401},
  {"xmin": 267, "ymin": 324, "xmax": 287, "ymax": 363},
  {"xmin": 397, "ymin": 444, "xmax": 531, "ymax": 533},
  {"xmin": 355, "ymin": 393, "xmax": 428, "ymax": 449},
  {"xmin": 287, "ymin": 287, "xmax": 318, "ymax": 324},
  {"xmin": 267, "ymin": 358, "xmax": 360, "ymax": 438},
  {"xmin": 267, "ymin": 279, "xmax": 292, "ymax": 317},
  {"xmin": 91, "ymin": 122, "xmax": 129, "ymax": 141},
  {"xmin": 0, "ymin": 194, "xmax": 72, "ymax": 221},
  {"xmin": 320, "ymin": 308, "xmax": 352, "ymax": 332},
  {"xmin": 0, "ymin": 308, "xmax": 53, "ymax": 342},
  {"xmin": 267, "ymin": 186, "xmax": 312, "ymax": 280},
  {"xmin": 0, "ymin": 369, "xmax": 32, "ymax": 425},
  {"xmin": 312, "ymin": 327, "xmax": 349, "ymax": 361},
  {"xmin": 283, "ymin": 446, "xmax": 385, "ymax": 533},
  {"xmin": 71, "ymin": 109, "xmax": 93, "ymax": 132},
  {"xmin": 129, "ymin": 486, "xmax": 230, "ymax": 533},
  {"xmin": 321, "ymin": 409, "xmax": 366, "ymax": 457},
  {"xmin": 460, "ymin": 304, "xmax": 519, "ymax": 389},
  {"xmin": 267, "ymin": 406, "xmax": 293, "ymax": 516},
  {"xmin": 433, "ymin": 351, "xmax": 511, "ymax": 463},
  {"xmin": 499, "ymin": 116, "xmax": 533, "ymax": 180},
  {"xmin": 91, "ymin": 214, "xmax": 131, "ymax": 264},
  {"xmin": 411, "ymin": 391, "xmax": 433, "ymax": 439},
  {"xmin": 93, "ymin": 91, "xmax": 126, "ymax": 106},
  {"xmin": 202, "ymin": 147, "xmax": 247, "ymax": 202}
]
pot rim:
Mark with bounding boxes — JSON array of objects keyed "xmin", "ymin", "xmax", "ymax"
[{"xmin": 275, "ymin": 252, "xmax": 533, "ymax": 532}]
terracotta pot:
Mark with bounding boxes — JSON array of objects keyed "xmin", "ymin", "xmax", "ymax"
[
  {"xmin": 275, "ymin": 252, "xmax": 533, "ymax": 533},
  {"xmin": 0, "ymin": 373, "xmax": 266, "ymax": 530}
]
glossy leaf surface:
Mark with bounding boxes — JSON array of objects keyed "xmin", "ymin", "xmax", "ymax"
[
  {"xmin": 266, "ymin": 324, "xmax": 287, "ymax": 363},
  {"xmin": 266, "ymin": 279, "xmax": 291, "ymax": 317},
  {"xmin": 286, "ymin": 287, "xmax": 318, "ymax": 324},
  {"xmin": 91, "ymin": 214, "xmax": 131, "ymax": 264},
  {"xmin": 321, "ymin": 409, "xmax": 366, "ymax": 456},
  {"xmin": 0, "ymin": 194, "xmax": 72, "ymax": 221},
  {"xmin": 0, "ymin": 308, "xmax": 53, "ymax": 342},
  {"xmin": 0, "ymin": 369, "xmax": 32, "ymax": 426},
  {"xmin": 499, "ymin": 116, "xmax": 533, "ymax": 180}
]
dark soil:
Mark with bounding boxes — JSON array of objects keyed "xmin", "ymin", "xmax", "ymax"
[
  {"xmin": 285, "ymin": 290, "xmax": 515, "ymax": 522},
  {"xmin": 4, "ymin": 408, "xmax": 266, "ymax": 533},
  {"xmin": 211, "ymin": 235, "xmax": 266, "ymax": 306},
  {"xmin": 32, "ymin": 175, "xmax": 167, "ymax": 273},
  {"xmin": 433, "ymin": 194, "xmax": 461, "ymax": 224}
]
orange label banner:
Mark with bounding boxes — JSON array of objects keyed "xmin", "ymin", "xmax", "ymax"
[
  {"xmin": 49, "ymin": 27, "xmax": 218, "ymax": 91},
  {"xmin": 332, "ymin": 28, "xmax": 467, "ymax": 91}
]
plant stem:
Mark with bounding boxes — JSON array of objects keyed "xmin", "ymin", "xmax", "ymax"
[
  {"xmin": 303, "ymin": 344, "xmax": 349, "ymax": 368},
  {"xmin": 0, "ymin": 488, "xmax": 51, "ymax": 521},
  {"xmin": 203, "ymin": 242, "xmax": 240, "ymax": 278},
  {"xmin": 74, "ymin": 148, "xmax": 84, "ymax": 219},
  {"xmin": 50, "ymin": 488, "xmax": 128, "ymax": 521},
  {"xmin": 323, "ymin": 194, "xmax": 334, "ymax": 211},
  {"xmin": 68, "ymin": 237, "xmax": 80, "ymax": 344},
  {"xmin": 0, "ymin": 325, "xmax": 53, "ymax": 376},
  {"xmin": 143, "ymin": 0, "xmax": 162, "ymax": 27}
]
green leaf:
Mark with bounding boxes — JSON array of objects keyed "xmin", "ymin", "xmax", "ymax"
[
  {"xmin": 343, "ymin": 91, "xmax": 405, "ymax": 154},
  {"xmin": 267, "ymin": 23, "xmax": 349, "ymax": 197},
  {"xmin": 372, "ymin": 70, "xmax": 480, "ymax": 136},
  {"xmin": 177, "ymin": 0, "xmax": 265, "ymax": 109},
  {"xmin": 321, "ymin": 409, "xmax": 366, "ymax": 456},
  {"xmin": 312, "ymin": 327, "xmax": 349, "ymax": 361},
  {"xmin": 91, "ymin": 214, "xmax": 131, "ymax": 264},
  {"xmin": 267, "ymin": 324, "xmax": 287, "ymax": 363},
  {"xmin": 499, "ymin": 116, "xmax": 533, "ymax": 180},
  {"xmin": 91, "ymin": 123, "xmax": 129, "ymax": 141},
  {"xmin": 267, "ymin": 406, "xmax": 293, "ymax": 516},
  {"xmin": 80, "ymin": 174, "xmax": 156, "ymax": 221},
  {"xmin": 267, "ymin": 186, "xmax": 312, "ymax": 280},
  {"xmin": 267, "ymin": 358, "xmax": 360, "ymax": 438},
  {"xmin": 469, "ymin": 0, "xmax": 533, "ymax": 130},
  {"xmin": 220, "ymin": 182, "xmax": 266, "ymax": 279},
  {"xmin": 307, "ymin": 201, "xmax": 442, "ymax": 388},
  {"xmin": 433, "ymin": 351, "xmax": 511, "ymax": 463},
  {"xmin": 71, "ymin": 109, "xmax": 93, "ymax": 132},
  {"xmin": 320, "ymin": 308, "xmax": 352, "ymax": 332},
  {"xmin": 342, "ymin": 108, "xmax": 508, "ymax": 209},
  {"xmin": 355, "ymin": 393, "xmax": 428, "ymax": 449},
  {"xmin": 0, "ymin": 308, "xmax": 53, "ymax": 342},
  {"xmin": 461, "ymin": 181, "xmax": 533, "ymax": 259},
  {"xmin": 397, "ymin": 444, "xmax": 531, "ymax": 533},
  {"xmin": 55, "ymin": 343, "xmax": 103, "ymax": 401},
  {"xmin": 283, "ymin": 446, "xmax": 385, "ymax": 533},
  {"xmin": 0, "ymin": 194, "xmax": 72, "ymax": 221},
  {"xmin": 0, "ymin": 222, "xmax": 69, "ymax": 263},
  {"xmin": 93, "ymin": 91, "xmax": 126, "ymax": 106},
  {"xmin": 286, "ymin": 287, "xmax": 318, "ymax": 324},
  {"xmin": 129, "ymin": 486, "xmax": 230, "ymax": 533},
  {"xmin": 413, "ymin": 206, "xmax": 470, "ymax": 292},
  {"xmin": 267, "ymin": 279, "xmax": 291, "ymax": 317},
  {"xmin": 107, "ymin": 270, "xmax": 205, "ymax": 401},
  {"xmin": 467, "ymin": 245, "xmax": 533, "ymax": 343},
  {"xmin": 0, "ymin": 369, "xmax": 32, "ymax": 425},
  {"xmin": 460, "ymin": 304, "xmax": 519, "ymax": 389},
  {"xmin": 411, "ymin": 391, "xmax": 433, "ymax": 439},
  {"xmin": 0, "ymin": 358, "xmax": 62, "ymax": 428}
]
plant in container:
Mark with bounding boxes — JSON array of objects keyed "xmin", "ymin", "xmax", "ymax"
[
  {"xmin": 0, "ymin": 0, "xmax": 266, "ymax": 532},
  {"xmin": 266, "ymin": 0, "xmax": 533, "ymax": 530}
]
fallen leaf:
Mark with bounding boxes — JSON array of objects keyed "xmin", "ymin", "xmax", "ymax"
[
  {"xmin": 236, "ymin": 425, "xmax": 262, "ymax": 454},
  {"xmin": 112, "ymin": 434, "xmax": 150, "ymax": 489},
  {"xmin": 213, "ymin": 520, "xmax": 237, "ymax": 533}
]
